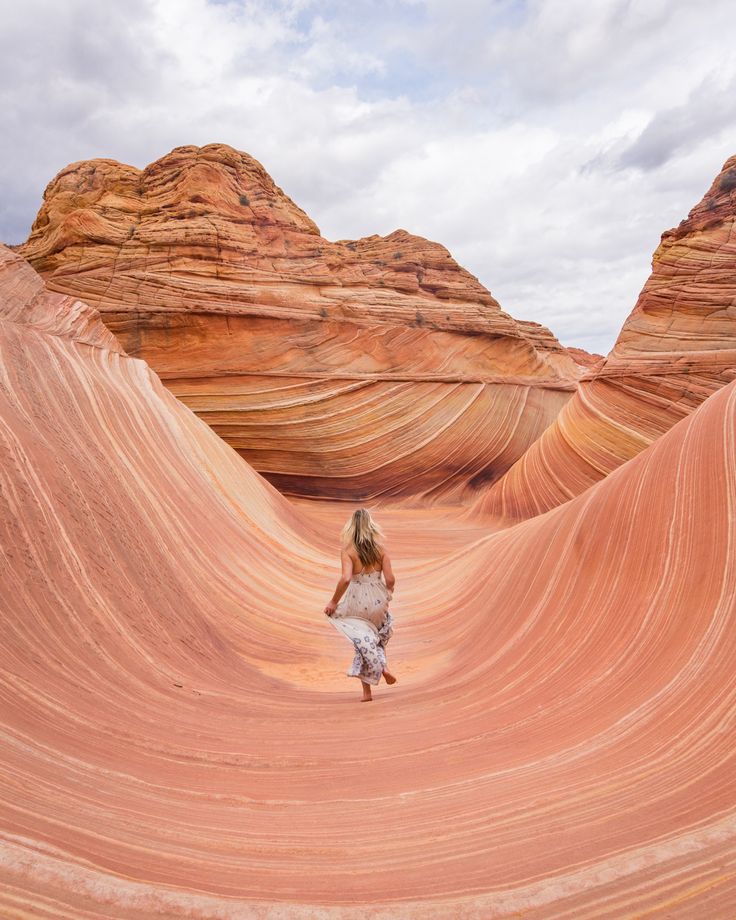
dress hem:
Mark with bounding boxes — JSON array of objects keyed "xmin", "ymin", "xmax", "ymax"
[{"xmin": 346, "ymin": 671, "xmax": 382, "ymax": 686}]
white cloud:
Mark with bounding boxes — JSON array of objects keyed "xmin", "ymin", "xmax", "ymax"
[{"xmin": 1, "ymin": 0, "xmax": 734, "ymax": 354}]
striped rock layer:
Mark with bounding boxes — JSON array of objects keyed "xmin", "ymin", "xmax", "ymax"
[
  {"xmin": 478, "ymin": 155, "xmax": 736, "ymax": 520},
  {"xmin": 16, "ymin": 143, "xmax": 586, "ymax": 502},
  {"xmin": 2, "ymin": 245, "xmax": 735, "ymax": 916}
]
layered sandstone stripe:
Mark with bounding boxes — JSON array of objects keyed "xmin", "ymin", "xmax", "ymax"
[
  {"xmin": 1, "ymin": 246, "xmax": 735, "ymax": 916},
  {"xmin": 478, "ymin": 154, "xmax": 736, "ymax": 520},
  {"xmin": 16, "ymin": 143, "xmax": 585, "ymax": 501}
]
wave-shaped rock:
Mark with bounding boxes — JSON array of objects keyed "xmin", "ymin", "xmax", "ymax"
[
  {"xmin": 477, "ymin": 155, "xmax": 736, "ymax": 520},
  {"xmin": 17, "ymin": 143, "xmax": 582, "ymax": 502},
  {"xmin": 1, "ymin": 244, "xmax": 735, "ymax": 915}
]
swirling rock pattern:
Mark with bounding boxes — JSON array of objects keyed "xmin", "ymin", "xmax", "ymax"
[
  {"xmin": 478, "ymin": 155, "xmax": 736, "ymax": 520},
  {"xmin": 2, "ymin": 244, "xmax": 736, "ymax": 916},
  {"xmin": 16, "ymin": 143, "xmax": 585, "ymax": 501}
]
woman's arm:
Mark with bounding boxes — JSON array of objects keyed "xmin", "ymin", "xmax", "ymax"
[
  {"xmin": 382, "ymin": 550, "xmax": 396, "ymax": 594},
  {"xmin": 324, "ymin": 549, "xmax": 354, "ymax": 616}
]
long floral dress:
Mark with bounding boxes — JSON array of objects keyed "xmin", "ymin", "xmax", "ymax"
[{"xmin": 328, "ymin": 570, "xmax": 394, "ymax": 685}]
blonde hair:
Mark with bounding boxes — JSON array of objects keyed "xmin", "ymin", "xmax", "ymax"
[{"xmin": 341, "ymin": 508, "xmax": 384, "ymax": 568}]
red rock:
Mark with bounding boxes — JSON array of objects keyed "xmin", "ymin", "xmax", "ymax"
[
  {"xmin": 566, "ymin": 345, "xmax": 604, "ymax": 369},
  {"xmin": 17, "ymin": 143, "xmax": 582, "ymax": 502},
  {"xmin": 477, "ymin": 155, "xmax": 736, "ymax": 520},
  {"xmin": 1, "ymin": 243, "xmax": 735, "ymax": 915}
]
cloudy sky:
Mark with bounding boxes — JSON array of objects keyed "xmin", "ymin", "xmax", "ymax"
[{"xmin": 2, "ymin": 0, "xmax": 735, "ymax": 353}]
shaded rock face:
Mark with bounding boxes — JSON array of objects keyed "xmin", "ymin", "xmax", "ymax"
[
  {"xmin": 18, "ymin": 143, "xmax": 581, "ymax": 502},
  {"xmin": 2, "ymin": 244, "xmax": 736, "ymax": 915},
  {"xmin": 477, "ymin": 155, "xmax": 736, "ymax": 520}
]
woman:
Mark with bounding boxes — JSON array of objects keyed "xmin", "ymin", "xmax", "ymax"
[{"xmin": 324, "ymin": 508, "xmax": 397, "ymax": 702}]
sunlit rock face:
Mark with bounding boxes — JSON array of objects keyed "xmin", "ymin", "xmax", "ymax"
[
  {"xmin": 2, "ymin": 243, "xmax": 736, "ymax": 916},
  {"xmin": 17, "ymin": 143, "xmax": 586, "ymax": 502},
  {"xmin": 477, "ymin": 155, "xmax": 736, "ymax": 520}
]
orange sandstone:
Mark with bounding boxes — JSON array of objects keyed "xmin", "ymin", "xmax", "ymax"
[
  {"xmin": 1, "ymin": 242, "xmax": 735, "ymax": 916},
  {"xmin": 478, "ymin": 155, "xmax": 736, "ymax": 520},
  {"xmin": 17, "ymin": 143, "xmax": 582, "ymax": 502}
]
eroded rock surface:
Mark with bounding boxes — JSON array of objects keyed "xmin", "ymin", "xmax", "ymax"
[
  {"xmin": 1, "ymin": 243, "xmax": 735, "ymax": 916},
  {"xmin": 478, "ymin": 155, "xmax": 736, "ymax": 520},
  {"xmin": 18, "ymin": 143, "xmax": 582, "ymax": 501}
]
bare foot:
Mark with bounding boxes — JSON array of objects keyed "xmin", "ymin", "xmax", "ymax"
[
  {"xmin": 361, "ymin": 693, "xmax": 373, "ymax": 702},
  {"xmin": 382, "ymin": 669, "xmax": 397, "ymax": 685}
]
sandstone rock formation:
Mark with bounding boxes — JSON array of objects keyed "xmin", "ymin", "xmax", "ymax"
[
  {"xmin": 477, "ymin": 155, "xmax": 736, "ymax": 520},
  {"xmin": 17, "ymin": 143, "xmax": 583, "ymax": 502},
  {"xmin": 2, "ymin": 243, "xmax": 736, "ymax": 916}
]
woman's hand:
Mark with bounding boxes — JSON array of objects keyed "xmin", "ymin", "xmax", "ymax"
[{"xmin": 324, "ymin": 601, "xmax": 337, "ymax": 617}]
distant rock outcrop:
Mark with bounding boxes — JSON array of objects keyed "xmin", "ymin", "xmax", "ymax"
[
  {"xmin": 17, "ymin": 143, "xmax": 583, "ymax": 501},
  {"xmin": 477, "ymin": 155, "xmax": 736, "ymax": 520}
]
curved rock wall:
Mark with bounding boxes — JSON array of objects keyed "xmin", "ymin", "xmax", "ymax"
[
  {"xmin": 477, "ymin": 155, "xmax": 736, "ymax": 520},
  {"xmin": 17, "ymin": 144, "xmax": 583, "ymax": 501},
  {"xmin": 1, "ymin": 245, "xmax": 735, "ymax": 915}
]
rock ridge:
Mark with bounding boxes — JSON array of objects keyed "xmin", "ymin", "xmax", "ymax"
[
  {"xmin": 17, "ymin": 143, "xmax": 585, "ymax": 500},
  {"xmin": 477, "ymin": 153, "xmax": 736, "ymax": 520}
]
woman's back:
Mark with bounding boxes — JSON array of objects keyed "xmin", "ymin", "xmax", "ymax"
[
  {"xmin": 347, "ymin": 546, "xmax": 384, "ymax": 577},
  {"xmin": 339, "ymin": 551, "xmax": 391, "ymax": 627}
]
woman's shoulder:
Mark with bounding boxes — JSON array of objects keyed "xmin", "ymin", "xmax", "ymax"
[{"xmin": 342, "ymin": 545, "xmax": 361, "ymax": 564}]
